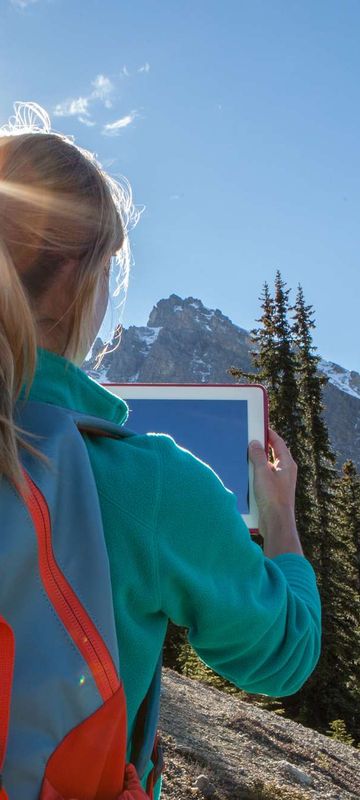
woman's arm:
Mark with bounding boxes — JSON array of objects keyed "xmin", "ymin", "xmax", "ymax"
[{"xmin": 152, "ymin": 433, "xmax": 321, "ymax": 698}]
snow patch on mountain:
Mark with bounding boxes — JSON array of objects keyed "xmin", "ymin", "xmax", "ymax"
[
  {"xmin": 319, "ymin": 359, "xmax": 360, "ymax": 401},
  {"xmin": 136, "ymin": 326, "xmax": 162, "ymax": 344},
  {"xmin": 136, "ymin": 326, "xmax": 162, "ymax": 355},
  {"xmin": 191, "ymin": 355, "xmax": 212, "ymax": 382}
]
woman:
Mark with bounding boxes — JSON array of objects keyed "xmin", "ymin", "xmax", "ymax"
[{"xmin": 0, "ymin": 103, "xmax": 321, "ymax": 800}]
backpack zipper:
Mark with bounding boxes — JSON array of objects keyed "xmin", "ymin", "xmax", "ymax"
[{"xmin": 21, "ymin": 470, "xmax": 120, "ymax": 702}]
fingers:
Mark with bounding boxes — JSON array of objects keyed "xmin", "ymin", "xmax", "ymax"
[
  {"xmin": 268, "ymin": 427, "xmax": 295, "ymax": 466},
  {"xmin": 248, "ymin": 439, "xmax": 268, "ymax": 467},
  {"xmin": 249, "ymin": 428, "xmax": 294, "ymax": 468}
]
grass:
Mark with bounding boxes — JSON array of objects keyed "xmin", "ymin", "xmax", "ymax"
[{"xmin": 245, "ymin": 780, "xmax": 310, "ymax": 799}]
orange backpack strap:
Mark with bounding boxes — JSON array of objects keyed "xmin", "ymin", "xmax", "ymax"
[
  {"xmin": 0, "ymin": 616, "xmax": 15, "ymax": 800},
  {"xmin": 40, "ymin": 686, "xmax": 132, "ymax": 799}
]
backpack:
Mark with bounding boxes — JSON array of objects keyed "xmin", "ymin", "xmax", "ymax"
[{"xmin": 0, "ymin": 399, "xmax": 164, "ymax": 800}]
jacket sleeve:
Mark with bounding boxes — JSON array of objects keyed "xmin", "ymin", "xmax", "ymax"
[{"xmin": 153, "ymin": 434, "xmax": 322, "ymax": 697}]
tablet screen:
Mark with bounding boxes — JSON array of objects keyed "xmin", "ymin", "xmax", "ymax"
[
  {"xmin": 126, "ymin": 398, "xmax": 249, "ymax": 514},
  {"xmin": 103, "ymin": 382, "xmax": 268, "ymax": 533}
]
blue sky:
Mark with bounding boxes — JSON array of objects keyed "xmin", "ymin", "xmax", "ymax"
[{"xmin": 1, "ymin": 0, "xmax": 360, "ymax": 372}]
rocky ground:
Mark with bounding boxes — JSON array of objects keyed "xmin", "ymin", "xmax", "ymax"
[{"xmin": 158, "ymin": 668, "xmax": 360, "ymax": 800}]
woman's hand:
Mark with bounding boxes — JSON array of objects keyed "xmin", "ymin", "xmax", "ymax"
[{"xmin": 248, "ymin": 427, "xmax": 298, "ymax": 539}]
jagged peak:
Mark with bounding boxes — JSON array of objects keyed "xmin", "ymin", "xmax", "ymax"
[
  {"xmin": 87, "ymin": 296, "xmax": 360, "ymax": 406},
  {"xmin": 147, "ymin": 294, "xmax": 248, "ymax": 334}
]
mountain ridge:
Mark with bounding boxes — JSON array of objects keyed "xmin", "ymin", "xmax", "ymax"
[{"xmin": 83, "ymin": 294, "xmax": 360, "ymax": 472}]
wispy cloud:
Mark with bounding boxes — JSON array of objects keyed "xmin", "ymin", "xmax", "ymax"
[
  {"xmin": 90, "ymin": 74, "xmax": 114, "ymax": 108},
  {"xmin": 78, "ymin": 116, "xmax": 96, "ymax": 127},
  {"xmin": 102, "ymin": 111, "xmax": 137, "ymax": 136},
  {"xmin": 54, "ymin": 97, "xmax": 90, "ymax": 118},
  {"xmin": 118, "ymin": 64, "xmax": 150, "ymax": 78},
  {"xmin": 138, "ymin": 62, "xmax": 150, "ymax": 74},
  {"xmin": 54, "ymin": 72, "xmax": 142, "ymax": 133},
  {"xmin": 53, "ymin": 73, "xmax": 115, "ymax": 126}
]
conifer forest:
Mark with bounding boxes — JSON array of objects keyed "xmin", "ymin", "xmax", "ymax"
[{"xmin": 163, "ymin": 271, "xmax": 360, "ymax": 750}]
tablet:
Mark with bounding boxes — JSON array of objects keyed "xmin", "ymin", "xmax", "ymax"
[{"xmin": 101, "ymin": 383, "xmax": 269, "ymax": 535}]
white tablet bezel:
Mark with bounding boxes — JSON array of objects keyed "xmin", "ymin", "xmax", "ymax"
[{"xmin": 101, "ymin": 382, "xmax": 269, "ymax": 534}]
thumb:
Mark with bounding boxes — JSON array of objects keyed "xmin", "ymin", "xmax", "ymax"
[{"xmin": 248, "ymin": 440, "xmax": 267, "ymax": 466}]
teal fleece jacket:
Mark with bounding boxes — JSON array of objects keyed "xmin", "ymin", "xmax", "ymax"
[{"xmin": 25, "ymin": 347, "xmax": 322, "ymax": 798}]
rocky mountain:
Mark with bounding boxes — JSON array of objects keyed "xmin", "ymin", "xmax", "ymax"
[
  {"xmin": 159, "ymin": 668, "xmax": 360, "ymax": 799},
  {"xmin": 82, "ymin": 294, "xmax": 360, "ymax": 473}
]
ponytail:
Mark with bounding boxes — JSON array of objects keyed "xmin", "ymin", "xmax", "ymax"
[
  {"xmin": 0, "ymin": 238, "xmax": 50, "ymax": 499},
  {"xmin": 0, "ymin": 102, "xmax": 140, "ymax": 498}
]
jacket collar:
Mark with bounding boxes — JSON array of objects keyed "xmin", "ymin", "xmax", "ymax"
[{"xmin": 19, "ymin": 347, "xmax": 129, "ymax": 426}]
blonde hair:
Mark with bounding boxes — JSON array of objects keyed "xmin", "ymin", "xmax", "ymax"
[{"xmin": 0, "ymin": 102, "xmax": 139, "ymax": 496}]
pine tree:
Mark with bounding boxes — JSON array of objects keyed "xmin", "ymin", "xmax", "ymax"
[
  {"xmin": 228, "ymin": 275, "xmax": 360, "ymax": 740},
  {"xmin": 225, "ymin": 275, "xmax": 360, "ymax": 743},
  {"xmin": 229, "ymin": 274, "xmax": 318, "ymax": 565},
  {"xmin": 261, "ymin": 275, "xmax": 320, "ymax": 720},
  {"xmin": 284, "ymin": 285, "xmax": 360, "ymax": 743},
  {"xmin": 339, "ymin": 461, "xmax": 360, "ymax": 593},
  {"xmin": 290, "ymin": 284, "xmax": 338, "ymax": 573},
  {"xmin": 229, "ymin": 274, "xmax": 319, "ymax": 719},
  {"xmin": 327, "ymin": 460, "xmax": 360, "ymax": 740},
  {"xmin": 271, "ymin": 274, "xmax": 318, "ymax": 557},
  {"xmin": 228, "ymin": 280, "xmax": 277, "ymax": 397},
  {"xmin": 279, "ymin": 282, "xmax": 337, "ymax": 730}
]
